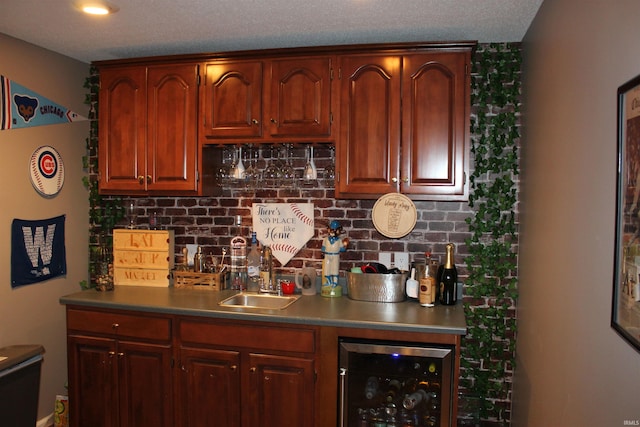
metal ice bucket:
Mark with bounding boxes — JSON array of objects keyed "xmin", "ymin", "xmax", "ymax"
[{"xmin": 346, "ymin": 272, "xmax": 408, "ymax": 302}]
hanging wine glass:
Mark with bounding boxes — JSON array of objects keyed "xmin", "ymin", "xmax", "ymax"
[
  {"xmin": 303, "ymin": 146, "xmax": 317, "ymax": 180},
  {"xmin": 125, "ymin": 199, "xmax": 137, "ymax": 229},
  {"xmin": 263, "ymin": 146, "xmax": 281, "ymax": 188},
  {"xmin": 322, "ymin": 145, "xmax": 335, "ymax": 187},
  {"xmin": 280, "ymin": 144, "xmax": 296, "ymax": 188},
  {"xmin": 242, "ymin": 146, "xmax": 260, "ymax": 190}
]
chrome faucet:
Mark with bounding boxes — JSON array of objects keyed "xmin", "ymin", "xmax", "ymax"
[{"xmin": 259, "ymin": 278, "xmax": 282, "ymax": 296}]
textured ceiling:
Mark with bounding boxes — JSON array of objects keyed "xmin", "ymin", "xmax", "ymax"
[{"xmin": 0, "ymin": 0, "xmax": 543, "ymax": 63}]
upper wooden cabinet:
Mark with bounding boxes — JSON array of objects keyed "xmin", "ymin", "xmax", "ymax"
[
  {"xmin": 335, "ymin": 48, "xmax": 472, "ymax": 200},
  {"xmin": 200, "ymin": 60, "xmax": 263, "ymax": 139},
  {"xmin": 200, "ymin": 56, "xmax": 335, "ymax": 143},
  {"xmin": 98, "ymin": 63, "xmax": 203, "ymax": 195},
  {"xmin": 95, "ymin": 42, "xmax": 474, "ymax": 199}
]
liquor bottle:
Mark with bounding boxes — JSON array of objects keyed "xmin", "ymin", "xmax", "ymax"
[
  {"xmin": 439, "ymin": 243, "xmax": 458, "ymax": 305},
  {"xmin": 246, "ymin": 231, "xmax": 261, "ymax": 291},
  {"xmin": 229, "ymin": 215, "xmax": 248, "ymax": 290},
  {"xmin": 193, "ymin": 246, "xmax": 204, "ymax": 273},
  {"xmin": 260, "ymin": 245, "xmax": 274, "ymax": 290},
  {"xmin": 419, "ymin": 253, "xmax": 435, "ymax": 307}
]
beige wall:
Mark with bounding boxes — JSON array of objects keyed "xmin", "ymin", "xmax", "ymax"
[
  {"xmin": 0, "ymin": 34, "xmax": 89, "ymax": 420},
  {"xmin": 515, "ymin": 0, "xmax": 640, "ymax": 425}
]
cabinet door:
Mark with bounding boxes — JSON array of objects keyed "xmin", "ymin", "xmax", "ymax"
[
  {"xmin": 269, "ymin": 57, "xmax": 333, "ymax": 137},
  {"xmin": 98, "ymin": 66, "xmax": 147, "ymax": 193},
  {"xmin": 401, "ymin": 52, "xmax": 470, "ymax": 199},
  {"xmin": 67, "ymin": 335, "xmax": 118, "ymax": 427},
  {"xmin": 178, "ymin": 347, "xmax": 241, "ymax": 427},
  {"xmin": 246, "ymin": 353, "xmax": 315, "ymax": 427},
  {"xmin": 201, "ymin": 61, "xmax": 263, "ymax": 139},
  {"xmin": 118, "ymin": 340, "xmax": 174, "ymax": 427},
  {"xmin": 336, "ymin": 55, "xmax": 401, "ymax": 198},
  {"xmin": 147, "ymin": 64, "xmax": 199, "ymax": 193}
]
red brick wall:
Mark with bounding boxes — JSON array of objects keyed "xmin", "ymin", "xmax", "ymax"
[{"xmin": 111, "ymin": 143, "xmax": 474, "ymax": 277}]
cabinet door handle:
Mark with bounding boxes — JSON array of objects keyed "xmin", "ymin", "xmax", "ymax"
[
  {"xmin": 249, "ymin": 367, "xmax": 256, "ymax": 373},
  {"xmin": 111, "ymin": 323, "xmax": 119, "ymax": 330},
  {"xmin": 230, "ymin": 365, "xmax": 237, "ymax": 372},
  {"xmin": 146, "ymin": 175, "xmax": 152, "ymax": 183},
  {"xmin": 137, "ymin": 175, "xmax": 144, "ymax": 185},
  {"xmin": 270, "ymin": 118, "xmax": 277, "ymax": 124},
  {"xmin": 108, "ymin": 351, "xmax": 115, "ymax": 357},
  {"xmin": 402, "ymin": 177, "xmax": 409, "ymax": 183},
  {"xmin": 391, "ymin": 177, "xmax": 398, "ymax": 183},
  {"xmin": 252, "ymin": 119, "xmax": 259, "ymax": 125}
]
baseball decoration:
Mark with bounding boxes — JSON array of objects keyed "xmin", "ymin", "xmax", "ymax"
[
  {"xmin": 252, "ymin": 203, "xmax": 314, "ymax": 265},
  {"xmin": 29, "ymin": 145, "xmax": 65, "ymax": 197}
]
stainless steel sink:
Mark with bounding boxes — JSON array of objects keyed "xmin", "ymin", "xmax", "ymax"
[{"xmin": 219, "ymin": 293, "xmax": 300, "ymax": 310}]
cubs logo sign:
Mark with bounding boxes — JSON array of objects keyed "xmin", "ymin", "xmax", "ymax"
[{"xmin": 30, "ymin": 146, "xmax": 65, "ymax": 197}]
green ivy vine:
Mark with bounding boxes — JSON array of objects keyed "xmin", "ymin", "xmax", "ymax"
[
  {"xmin": 463, "ymin": 43, "xmax": 521, "ymax": 423},
  {"xmin": 80, "ymin": 66, "xmax": 124, "ymax": 289}
]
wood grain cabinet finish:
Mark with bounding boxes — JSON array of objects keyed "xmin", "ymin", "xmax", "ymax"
[
  {"xmin": 336, "ymin": 49, "xmax": 471, "ymax": 200},
  {"xmin": 98, "ymin": 63, "xmax": 200, "ymax": 195},
  {"xmin": 66, "ymin": 308, "xmax": 173, "ymax": 427},
  {"xmin": 200, "ymin": 56, "xmax": 334, "ymax": 143},
  {"xmin": 177, "ymin": 318, "xmax": 316, "ymax": 427},
  {"xmin": 200, "ymin": 60, "xmax": 263, "ymax": 139}
]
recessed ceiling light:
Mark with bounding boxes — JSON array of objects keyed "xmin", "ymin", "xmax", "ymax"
[{"xmin": 74, "ymin": 1, "xmax": 119, "ymax": 15}]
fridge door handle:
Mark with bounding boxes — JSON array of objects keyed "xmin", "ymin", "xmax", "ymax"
[{"xmin": 339, "ymin": 367, "xmax": 347, "ymax": 427}]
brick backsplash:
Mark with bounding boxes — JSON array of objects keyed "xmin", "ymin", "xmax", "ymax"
[{"xmin": 111, "ymin": 143, "xmax": 474, "ymax": 278}]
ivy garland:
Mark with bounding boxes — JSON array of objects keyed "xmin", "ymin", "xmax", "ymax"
[
  {"xmin": 80, "ymin": 67, "xmax": 124, "ymax": 289},
  {"xmin": 462, "ymin": 43, "xmax": 521, "ymax": 423}
]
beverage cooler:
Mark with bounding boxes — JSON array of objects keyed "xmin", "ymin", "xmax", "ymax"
[{"xmin": 339, "ymin": 339, "xmax": 454, "ymax": 427}]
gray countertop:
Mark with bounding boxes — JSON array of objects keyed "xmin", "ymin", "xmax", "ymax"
[{"xmin": 60, "ymin": 286, "xmax": 467, "ymax": 336}]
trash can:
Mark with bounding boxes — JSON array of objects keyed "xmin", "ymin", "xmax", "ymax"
[{"xmin": 0, "ymin": 344, "xmax": 44, "ymax": 427}]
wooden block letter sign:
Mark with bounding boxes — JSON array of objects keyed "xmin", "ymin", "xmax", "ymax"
[{"xmin": 113, "ymin": 229, "xmax": 174, "ymax": 287}]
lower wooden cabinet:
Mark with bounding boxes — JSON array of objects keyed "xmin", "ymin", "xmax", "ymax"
[
  {"xmin": 66, "ymin": 308, "xmax": 173, "ymax": 427},
  {"xmin": 65, "ymin": 305, "xmax": 460, "ymax": 427},
  {"xmin": 177, "ymin": 318, "xmax": 316, "ymax": 427}
]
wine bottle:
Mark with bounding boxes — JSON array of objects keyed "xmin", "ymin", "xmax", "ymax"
[
  {"xmin": 385, "ymin": 378, "xmax": 402, "ymax": 403},
  {"xmin": 364, "ymin": 376, "xmax": 380, "ymax": 400},
  {"xmin": 402, "ymin": 380, "xmax": 430, "ymax": 410},
  {"xmin": 439, "ymin": 243, "xmax": 457, "ymax": 305},
  {"xmin": 246, "ymin": 231, "xmax": 261, "ymax": 291},
  {"xmin": 419, "ymin": 253, "xmax": 435, "ymax": 307}
]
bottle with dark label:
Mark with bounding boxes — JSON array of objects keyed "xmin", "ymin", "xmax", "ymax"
[{"xmin": 439, "ymin": 243, "xmax": 458, "ymax": 305}]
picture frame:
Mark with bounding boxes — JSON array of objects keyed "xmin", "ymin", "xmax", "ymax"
[{"xmin": 612, "ymin": 73, "xmax": 640, "ymax": 353}]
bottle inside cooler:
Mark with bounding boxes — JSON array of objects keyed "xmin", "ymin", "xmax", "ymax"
[{"xmin": 339, "ymin": 340, "xmax": 453, "ymax": 427}]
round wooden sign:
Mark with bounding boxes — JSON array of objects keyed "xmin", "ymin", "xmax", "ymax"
[{"xmin": 372, "ymin": 193, "xmax": 417, "ymax": 238}]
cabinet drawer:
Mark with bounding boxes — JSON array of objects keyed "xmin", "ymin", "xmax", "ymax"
[
  {"xmin": 179, "ymin": 319, "xmax": 316, "ymax": 354},
  {"xmin": 67, "ymin": 308, "xmax": 171, "ymax": 341}
]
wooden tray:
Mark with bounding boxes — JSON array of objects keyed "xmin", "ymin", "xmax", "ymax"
[{"xmin": 173, "ymin": 271, "xmax": 229, "ymax": 290}]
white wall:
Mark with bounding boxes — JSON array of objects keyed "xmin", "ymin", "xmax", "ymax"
[
  {"xmin": 515, "ymin": 0, "xmax": 640, "ymax": 425},
  {"xmin": 0, "ymin": 34, "xmax": 89, "ymax": 419}
]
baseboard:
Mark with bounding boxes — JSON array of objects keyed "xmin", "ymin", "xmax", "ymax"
[{"xmin": 36, "ymin": 413, "xmax": 53, "ymax": 427}]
